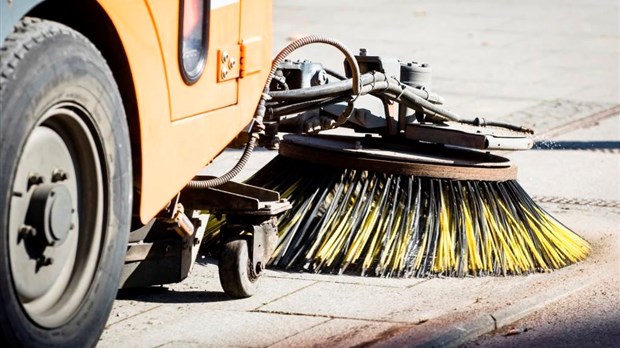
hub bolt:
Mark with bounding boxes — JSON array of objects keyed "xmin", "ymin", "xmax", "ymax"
[
  {"xmin": 36, "ymin": 256, "xmax": 54, "ymax": 271},
  {"xmin": 51, "ymin": 169, "xmax": 69, "ymax": 182},
  {"xmin": 19, "ymin": 225, "xmax": 37, "ymax": 239},
  {"xmin": 27, "ymin": 173, "xmax": 44, "ymax": 189}
]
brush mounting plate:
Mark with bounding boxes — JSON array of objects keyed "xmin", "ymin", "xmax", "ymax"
[{"xmin": 279, "ymin": 134, "xmax": 517, "ymax": 181}]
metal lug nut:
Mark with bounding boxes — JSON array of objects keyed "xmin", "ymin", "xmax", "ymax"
[
  {"xmin": 51, "ymin": 169, "xmax": 69, "ymax": 182},
  {"xmin": 36, "ymin": 256, "xmax": 53, "ymax": 270},
  {"xmin": 19, "ymin": 225, "xmax": 37, "ymax": 239},
  {"xmin": 28, "ymin": 173, "xmax": 44, "ymax": 188}
]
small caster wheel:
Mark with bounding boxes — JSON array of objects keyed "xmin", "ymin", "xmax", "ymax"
[{"xmin": 219, "ymin": 237, "xmax": 262, "ymax": 298}]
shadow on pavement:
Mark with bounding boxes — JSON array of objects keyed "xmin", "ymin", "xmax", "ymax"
[
  {"xmin": 116, "ymin": 287, "xmax": 233, "ymax": 304},
  {"xmin": 533, "ymin": 140, "xmax": 620, "ymax": 150},
  {"xmin": 476, "ymin": 317, "xmax": 620, "ymax": 348}
]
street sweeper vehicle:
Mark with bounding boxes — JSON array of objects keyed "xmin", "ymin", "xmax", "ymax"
[{"xmin": 0, "ymin": 0, "xmax": 589, "ymax": 346}]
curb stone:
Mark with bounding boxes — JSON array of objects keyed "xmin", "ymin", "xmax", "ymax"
[{"xmin": 373, "ymin": 276, "xmax": 597, "ymax": 348}]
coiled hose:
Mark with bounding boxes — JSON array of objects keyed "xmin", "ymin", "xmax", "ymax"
[{"xmin": 187, "ymin": 35, "xmax": 363, "ymax": 189}]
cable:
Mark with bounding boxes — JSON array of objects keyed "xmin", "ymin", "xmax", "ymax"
[
  {"xmin": 325, "ymin": 68, "xmax": 347, "ymax": 81},
  {"xmin": 269, "ymin": 95, "xmax": 350, "ymax": 117},
  {"xmin": 187, "ymin": 35, "xmax": 363, "ymax": 189}
]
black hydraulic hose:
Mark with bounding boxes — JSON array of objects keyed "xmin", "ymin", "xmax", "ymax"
[
  {"xmin": 269, "ymin": 95, "xmax": 351, "ymax": 117},
  {"xmin": 377, "ymin": 80, "xmax": 530, "ymax": 132},
  {"xmin": 270, "ymin": 72, "xmax": 444, "ymax": 105},
  {"xmin": 268, "ymin": 72, "xmax": 378, "ymax": 101},
  {"xmin": 187, "ymin": 36, "xmax": 362, "ymax": 189},
  {"xmin": 268, "ymin": 73, "xmax": 460, "ymax": 122},
  {"xmin": 475, "ymin": 118, "xmax": 534, "ymax": 134},
  {"xmin": 377, "ymin": 78, "xmax": 463, "ymax": 121},
  {"xmin": 325, "ymin": 68, "xmax": 347, "ymax": 81},
  {"xmin": 270, "ymin": 71, "xmax": 529, "ymax": 133}
]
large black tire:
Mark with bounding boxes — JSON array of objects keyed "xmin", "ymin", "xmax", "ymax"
[{"xmin": 0, "ymin": 18, "xmax": 132, "ymax": 347}]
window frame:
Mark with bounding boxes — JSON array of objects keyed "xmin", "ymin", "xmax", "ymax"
[{"xmin": 178, "ymin": 0, "xmax": 211, "ymax": 85}]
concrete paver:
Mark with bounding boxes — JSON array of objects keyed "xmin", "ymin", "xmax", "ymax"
[
  {"xmin": 101, "ymin": 308, "xmax": 328, "ymax": 348},
  {"xmin": 269, "ymin": 318, "xmax": 400, "ymax": 348}
]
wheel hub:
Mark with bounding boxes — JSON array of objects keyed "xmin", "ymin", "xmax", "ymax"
[
  {"xmin": 24, "ymin": 183, "xmax": 74, "ymax": 249},
  {"xmin": 8, "ymin": 104, "xmax": 104, "ymax": 328}
]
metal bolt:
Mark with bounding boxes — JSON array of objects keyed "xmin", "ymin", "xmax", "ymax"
[
  {"xmin": 359, "ymin": 48, "xmax": 367, "ymax": 56},
  {"xmin": 221, "ymin": 51, "xmax": 229, "ymax": 64},
  {"xmin": 51, "ymin": 169, "xmax": 68, "ymax": 182},
  {"xmin": 315, "ymin": 70, "xmax": 328, "ymax": 85},
  {"xmin": 227, "ymin": 57, "xmax": 236, "ymax": 70},
  {"xmin": 37, "ymin": 256, "xmax": 53, "ymax": 269},
  {"xmin": 19, "ymin": 225, "xmax": 37, "ymax": 239},
  {"xmin": 220, "ymin": 67, "xmax": 229, "ymax": 80},
  {"xmin": 28, "ymin": 173, "xmax": 44, "ymax": 189}
]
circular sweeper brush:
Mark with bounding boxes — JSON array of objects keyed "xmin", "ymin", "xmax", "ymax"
[{"xmin": 205, "ymin": 134, "xmax": 590, "ymax": 278}]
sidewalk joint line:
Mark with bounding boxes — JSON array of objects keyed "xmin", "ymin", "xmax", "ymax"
[
  {"xmin": 253, "ymin": 280, "xmax": 320, "ymax": 311},
  {"xmin": 266, "ymin": 318, "xmax": 334, "ymax": 348},
  {"xmin": 104, "ymin": 304, "xmax": 162, "ymax": 329},
  {"xmin": 251, "ymin": 309, "xmax": 413, "ymax": 325}
]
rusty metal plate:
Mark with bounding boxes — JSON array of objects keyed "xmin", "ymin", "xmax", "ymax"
[{"xmin": 279, "ymin": 134, "xmax": 518, "ymax": 181}]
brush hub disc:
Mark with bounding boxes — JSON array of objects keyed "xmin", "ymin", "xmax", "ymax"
[{"xmin": 279, "ymin": 134, "xmax": 517, "ymax": 181}]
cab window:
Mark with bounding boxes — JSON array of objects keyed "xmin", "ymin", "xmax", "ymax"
[{"xmin": 179, "ymin": 0, "xmax": 210, "ymax": 84}]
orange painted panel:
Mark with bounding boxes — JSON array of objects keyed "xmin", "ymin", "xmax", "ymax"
[
  {"xmin": 146, "ymin": 0, "xmax": 240, "ymax": 120},
  {"xmin": 98, "ymin": 0, "xmax": 272, "ymax": 222},
  {"xmin": 237, "ymin": 0, "xmax": 273, "ymax": 125}
]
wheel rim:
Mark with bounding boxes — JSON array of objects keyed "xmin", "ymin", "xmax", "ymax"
[{"xmin": 8, "ymin": 102, "xmax": 105, "ymax": 328}]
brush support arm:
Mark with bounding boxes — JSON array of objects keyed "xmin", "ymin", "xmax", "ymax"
[{"xmin": 261, "ymin": 37, "xmax": 533, "ymax": 151}]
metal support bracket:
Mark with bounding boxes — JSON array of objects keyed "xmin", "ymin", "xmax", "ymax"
[
  {"xmin": 181, "ymin": 177, "xmax": 291, "ymax": 215},
  {"xmin": 181, "ymin": 179, "xmax": 290, "ymax": 276},
  {"xmin": 251, "ymin": 217, "xmax": 278, "ymax": 274},
  {"xmin": 405, "ymin": 122, "xmax": 534, "ymax": 150}
]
